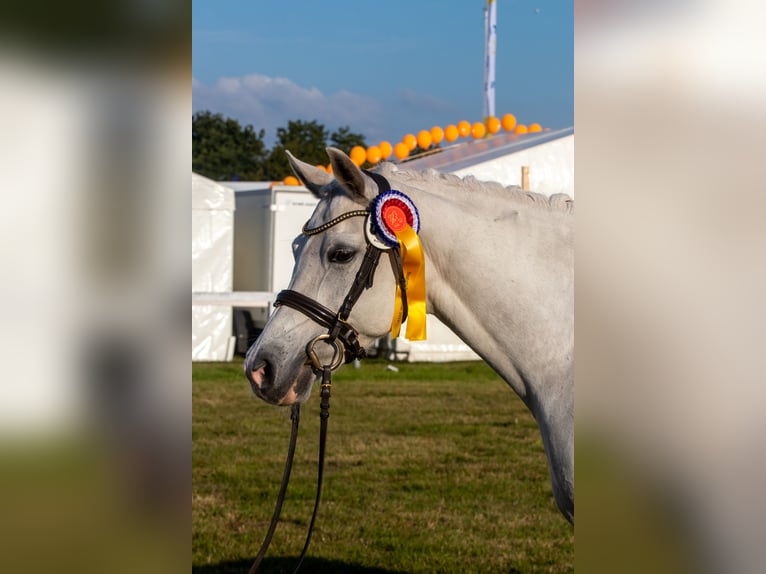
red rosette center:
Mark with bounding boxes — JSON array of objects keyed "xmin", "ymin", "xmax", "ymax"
[{"xmin": 380, "ymin": 198, "xmax": 413, "ymax": 234}]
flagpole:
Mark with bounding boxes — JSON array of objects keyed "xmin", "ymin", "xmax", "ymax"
[{"xmin": 483, "ymin": 0, "xmax": 497, "ymax": 120}]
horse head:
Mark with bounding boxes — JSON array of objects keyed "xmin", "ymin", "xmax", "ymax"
[{"xmin": 244, "ymin": 148, "xmax": 398, "ymax": 406}]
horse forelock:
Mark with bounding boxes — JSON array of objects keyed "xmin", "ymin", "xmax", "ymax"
[{"xmin": 374, "ymin": 161, "xmax": 573, "ymax": 214}]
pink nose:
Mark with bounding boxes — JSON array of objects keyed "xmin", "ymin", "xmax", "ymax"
[
  {"xmin": 244, "ymin": 356, "xmax": 267, "ymax": 391},
  {"xmin": 249, "ymin": 365, "xmax": 266, "ymax": 389}
]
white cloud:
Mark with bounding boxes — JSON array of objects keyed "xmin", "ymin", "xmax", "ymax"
[
  {"xmin": 192, "ymin": 73, "xmax": 386, "ymax": 144},
  {"xmin": 192, "ymin": 73, "xmax": 473, "ymax": 148}
]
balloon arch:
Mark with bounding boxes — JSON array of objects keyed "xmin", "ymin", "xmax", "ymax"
[{"xmin": 280, "ymin": 113, "xmax": 547, "ymax": 186}]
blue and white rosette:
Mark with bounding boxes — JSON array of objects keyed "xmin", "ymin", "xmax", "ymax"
[{"xmin": 366, "ymin": 190, "xmax": 421, "ymax": 248}]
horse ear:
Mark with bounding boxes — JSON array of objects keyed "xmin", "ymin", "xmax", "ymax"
[
  {"xmin": 326, "ymin": 147, "xmax": 378, "ymax": 205},
  {"xmin": 286, "ymin": 150, "xmax": 334, "ymax": 197}
]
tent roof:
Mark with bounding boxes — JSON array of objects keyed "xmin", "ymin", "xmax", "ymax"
[
  {"xmin": 401, "ymin": 126, "xmax": 573, "ymax": 173},
  {"xmin": 192, "ymin": 172, "xmax": 235, "ymax": 210}
]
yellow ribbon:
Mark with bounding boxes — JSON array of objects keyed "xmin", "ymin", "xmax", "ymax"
[{"xmin": 390, "ymin": 224, "xmax": 427, "ymax": 340}]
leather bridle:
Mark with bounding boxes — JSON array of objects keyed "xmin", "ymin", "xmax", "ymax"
[{"xmin": 249, "ymin": 172, "xmax": 410, "ymax": 573}]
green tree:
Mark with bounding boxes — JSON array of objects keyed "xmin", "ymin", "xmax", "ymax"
[
  {"xmin": 330, "ymin": 126, "xmax": 367, "ymax": 155},
  {"xmin": 264, "ymin": 119, "xmax": 330, "ymax": 180},
  {"xmin": 192, "ymin": 111, "xmax": 267, "ymax": 181}
]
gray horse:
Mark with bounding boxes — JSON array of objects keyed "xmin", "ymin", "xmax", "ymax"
[{"xmin": 245, "ymin": 147, "xmax": 574, "ymax": 523}]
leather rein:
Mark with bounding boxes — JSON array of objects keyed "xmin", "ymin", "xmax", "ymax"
[{"xmin": 249, "ymin": 173, "xmax": 408, "ymax": 573}]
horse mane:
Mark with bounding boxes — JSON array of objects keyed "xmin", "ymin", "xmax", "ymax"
[{"xmin": 375, "ymin": 161, "xmax": 573, "ymax": 214}]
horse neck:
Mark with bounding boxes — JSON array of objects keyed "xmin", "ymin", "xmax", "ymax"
[{"xmin": 408, "ymin": 184, "xmax": 573, "ymax": 403}]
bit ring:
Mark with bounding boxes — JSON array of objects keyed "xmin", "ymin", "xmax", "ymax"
[{"xmin": 306, "ymin": 334, "xmax": 345, "ymax": 372}]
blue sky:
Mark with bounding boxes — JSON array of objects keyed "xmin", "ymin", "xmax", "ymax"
[{"xmin": 193, "ymin": 0, "xmax": 572, "ymax": 147}]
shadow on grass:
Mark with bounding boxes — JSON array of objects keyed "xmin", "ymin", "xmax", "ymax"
[{"xmin": 192, "ymin": 557, "xmax": 409, "ymax": 574}]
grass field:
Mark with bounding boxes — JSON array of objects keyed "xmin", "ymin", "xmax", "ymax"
[{"xmin": 193, "ymin": 359, "xmax": 574, "ymax": 573}]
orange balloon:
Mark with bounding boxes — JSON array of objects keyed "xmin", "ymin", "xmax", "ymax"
[
  {"xmin": 444, "ymin": 124, "xmax": 459, "ymax": 142},
  {"xmin": 457, "ymin": 120, "xmax": 471, "ymax": 138},
  {"xmin": 514, "ymin": 124, "xmax": 529, "ymax": 134},
  {"xmin": 350, "ymin": 145, "xmax": 367, "ymax": 166},
  {"xmin": 402, "ymin": 133, "xmax": 417, "ymax": 151},
  {"xmin": 529, "ymin": 123, "xmax": 542, "ymax": 133},
  {"xmin": 366, "ymin": 145, "xmax": 382, "ymax": 164},
  {"xmin": 283, "ymin": 175, "xmax": 300, "ymax": 186},
  {"xmin": 393, "ymin": 142, "xmax": 409, "ymax": 160},
  {"xmin": 378, "ymin": 141, "xmax": 392, "ymax": 159},
  {"xmin": 430, "ymin": 126, "xmax": 444, "ymax": 145},
  {"xmin": 501, "ymin": 113, "xmax": 517, "ymax": 132},
  {"xmin": 326, "ymin": 164, "xmax": 333, "ymax": 175},
  {"xmin": 471, "ymin": 122, "xmax": 486, "ymax": 139},
  {"xmin": 486, "ymin": 116, "xmax": 501, "ymax": 134},
  {"xmin": 417, "ymin": 130, "xmax": 432, "ymax": 149}
]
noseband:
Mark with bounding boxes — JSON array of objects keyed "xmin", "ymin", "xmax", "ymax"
[{"xmin": 249, "ymin": 172, "xmax": 410, "ymax": 574}]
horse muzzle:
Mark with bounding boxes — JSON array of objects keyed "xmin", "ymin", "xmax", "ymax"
[{"xmin": 245, "ymin": 350, "xmax": 315, "ymax": 406}]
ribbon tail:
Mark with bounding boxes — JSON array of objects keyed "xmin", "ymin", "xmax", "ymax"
[{"xmin": 396, "ymin": 225, "xmax": 427, "ymax": 341}]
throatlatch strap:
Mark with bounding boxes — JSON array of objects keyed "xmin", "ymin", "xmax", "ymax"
[{"xmin": 388, "ymin": 247, "xmax": 409, "ymax": 324}]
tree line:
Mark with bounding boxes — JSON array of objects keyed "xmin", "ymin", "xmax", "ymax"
[{"xmin": 192, "ymin": 110, "xmax": 367, "ymax": 182}]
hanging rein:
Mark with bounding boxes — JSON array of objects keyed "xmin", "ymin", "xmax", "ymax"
[{"xmin": 248, "ymin": 172, "xmax": 409, "ymax": 574}]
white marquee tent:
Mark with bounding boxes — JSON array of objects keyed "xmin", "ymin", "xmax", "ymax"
[
  {"xmin": 389, "ymin": 127, "xmax": 574, "ymax": 362},
  {"xmin": 192, "ymin": 173, "xmax": 236, "ymax": 361}
]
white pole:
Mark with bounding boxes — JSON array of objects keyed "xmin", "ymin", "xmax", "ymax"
[{"xmin": 483, "ymin": 0, "xmax": 497, "ymax": 119}]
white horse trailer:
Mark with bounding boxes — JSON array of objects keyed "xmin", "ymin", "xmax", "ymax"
[{"xmin": 228, "ymin": 183, "xmax": 320, "ymax": 353}]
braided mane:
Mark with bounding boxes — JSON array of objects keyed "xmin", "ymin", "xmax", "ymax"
[{"xmin": 375, "ymin": 161, "xmax": 573, "ymax": 214}]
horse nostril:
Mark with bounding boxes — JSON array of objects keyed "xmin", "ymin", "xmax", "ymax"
[
  {"xmin": 245, "ymin": 357, "xmax": 268, "ymax": 388},
  {"xmin": 248, "ymin": 357, "xmax": 266, "ymax": 373}
]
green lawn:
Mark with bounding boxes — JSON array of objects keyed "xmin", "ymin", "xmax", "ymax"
[{"xmin": 193, "ymin": 359, "xmax": 573, "ymax": 573}]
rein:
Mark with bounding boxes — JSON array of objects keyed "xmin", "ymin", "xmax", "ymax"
[
  {"xmin": 249, "ymin": 173, "xmax": 408, "ymax": 573},
  {"xmin": 248, "ymin": 335, "xmax": 341, "ymax": 574}
]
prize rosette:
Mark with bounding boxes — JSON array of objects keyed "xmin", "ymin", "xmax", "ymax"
[
  {"xmin": 370, "ymin": 190, "xmax": 421, "ymax": 247},
  {"xmin": 368, "ymin": 190, "xmax": 427, "ymax": 341}
]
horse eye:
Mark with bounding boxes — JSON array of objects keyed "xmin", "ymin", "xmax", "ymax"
[{"xmin": 328, "ymin": 248, "xmax": 356, "ymax": 264}]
